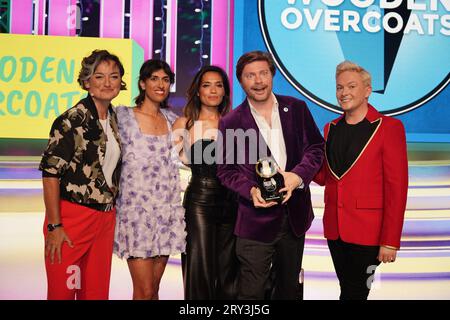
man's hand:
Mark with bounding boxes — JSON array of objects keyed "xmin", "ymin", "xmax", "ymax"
[
  {"xmin": 45, "ymin": 228, "xmax": 74, "ymax": 264},
  {"xmin": 377, "ymin": 246, "xmax": 397, "ymax": 263},
  {"xmin": 278, "ymin": 169, "xmax": 302, "ymax": 204},
  {"xmin": 250, "ymin": 187, "xmax": 277, "ymax": 208}
]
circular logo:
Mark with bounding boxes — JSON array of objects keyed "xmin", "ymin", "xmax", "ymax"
[{"xmin": 258, "ymin": 0, "xmax": 450, "ymax": 115}]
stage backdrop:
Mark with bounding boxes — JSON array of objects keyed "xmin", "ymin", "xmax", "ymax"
[
  {"xmin": 232, "ymin": 1, "xmax": 450, "ymax": 143},
  {"xmin": 0, "ymin": 1, "xmax": 448, "ymax": 143},
  {"xmin": 0, "ymin": 33, "xmax": 143, "ymax": 139}
]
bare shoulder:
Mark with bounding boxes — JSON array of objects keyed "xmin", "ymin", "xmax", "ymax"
[{"xmin": 173, "ymin": 116, "xmax": 188, "ymax": 130}]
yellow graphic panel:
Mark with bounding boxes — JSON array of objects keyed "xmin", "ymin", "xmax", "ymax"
[{"xmin": 0, "ymin": 34, "xmax": 143, "ymax": 139}]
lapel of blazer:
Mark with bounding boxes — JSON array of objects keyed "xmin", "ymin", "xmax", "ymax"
[
  {"xmin": 237, "ymin": 100, "xmax": 270, "ymax": 167},
  {"xmin": 239, "ymin": 99, "xmax": 259, "ymax": 132},
  {"xmin": 325, "ymin": 105, "xmax": 382, "ymax": 180},
  {"xmin": 276, "ymin": 95, "xmax": 294, "ymax": 169}
]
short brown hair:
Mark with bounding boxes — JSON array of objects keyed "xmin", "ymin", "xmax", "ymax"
[
  {"xmin": 236, "ymin": 51, "xmax": 276, "ymax": 82},
  {"xmin": 77, "ymin": 49, "xmax": 127, "ymax": 91}
]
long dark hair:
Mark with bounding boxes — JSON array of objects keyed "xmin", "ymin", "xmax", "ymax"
[
  {"xmin": 134, "ymin": 59, "xmax": 175, "ymax": 108},
  {"xmin": 183, "ymin": 65, "xmax": 231, "ymax": 130}
]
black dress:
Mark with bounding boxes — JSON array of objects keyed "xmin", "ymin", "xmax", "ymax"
[{"xmin": 181, "ymin": 139, "xmax": 239, "ymax": 300}]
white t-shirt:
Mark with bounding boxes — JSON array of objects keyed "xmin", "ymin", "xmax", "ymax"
[{"xmin": 99, "ymin": 117, "xmax": 120, "ymax": 188}]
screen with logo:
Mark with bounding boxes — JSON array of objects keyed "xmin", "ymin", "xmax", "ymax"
[
  {"xmin": 0, "ymin": 34, "xmax": 143, "ymax": 139},
  {"xmin": 232, "ymin": 1, "xmax": 450, "ymax": 142}
]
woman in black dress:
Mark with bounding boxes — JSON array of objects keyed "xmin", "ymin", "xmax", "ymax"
[{"xmin": 173, "ymin": 65, "xmax": 238, "ymax": 300}]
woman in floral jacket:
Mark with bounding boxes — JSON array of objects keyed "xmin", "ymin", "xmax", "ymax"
[{"xmin": 40, "ymin": 49, "xmax": 125, "ymax": 300}]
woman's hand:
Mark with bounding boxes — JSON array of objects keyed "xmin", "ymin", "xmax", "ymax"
[{"xmin": 45, "ymin": 228, "xmax": 73, "ymax": 264}]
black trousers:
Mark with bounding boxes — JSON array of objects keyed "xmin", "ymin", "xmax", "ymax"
[
  {"xmin": 328, "ymin": 238, "xmax": 381, "ymax": 300},
  {"xmin": 182, "ymin": 178, "xmax": 238, "ymax": 300},
  {"xmin": 236, "ymin": 213, "xmax": 305, "ymax": 300}
]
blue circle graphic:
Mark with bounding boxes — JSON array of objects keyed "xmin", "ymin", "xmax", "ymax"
[{"xmin": 258, "ymin": 0, "xmax": 450, "ymax": 115}]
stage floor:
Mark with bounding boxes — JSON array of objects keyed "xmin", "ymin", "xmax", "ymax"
[
  {"xmin": 1, "ymin": 143, "xmax": 450, "ymax": 300},
  {"xmin": 1, "ymin": 211, "xmax": 450, "ymax": 300}
]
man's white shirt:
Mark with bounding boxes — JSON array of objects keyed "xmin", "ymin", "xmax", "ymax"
[
  {"xmin": 248, "ymin": 94, "xmax": 287, "ymax": 171},
  {"xmin": 248, "ymin": 94, "xmax": 304, "ymax": 189}
]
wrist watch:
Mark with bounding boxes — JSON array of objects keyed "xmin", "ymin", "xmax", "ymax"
[{"xmin": 47, "ymin": 223, "xmax": 63, "ymax": 232}]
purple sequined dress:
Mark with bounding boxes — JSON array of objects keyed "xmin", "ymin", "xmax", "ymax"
[{"xmin": 113, "ymin": 106, "xmax": 186, "ymax": 259}]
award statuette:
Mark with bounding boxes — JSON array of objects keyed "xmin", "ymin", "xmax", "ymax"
[{"xmin": 255, "ymin": 157, "xmax": 285, "ymax": 203}]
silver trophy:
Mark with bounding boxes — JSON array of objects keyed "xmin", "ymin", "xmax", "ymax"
[{"xmin": 255, "ymin": 157, "xmax": 285, "ymax": 203}]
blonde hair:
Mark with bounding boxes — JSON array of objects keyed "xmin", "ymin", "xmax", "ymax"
[{"xmin": 336, "ymin": 61, "xmax": 372, "ymax": 87}]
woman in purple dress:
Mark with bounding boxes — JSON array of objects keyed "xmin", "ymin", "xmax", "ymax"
[{"xmin": 114, "ymin": 60, "xmax": 186, "ymax": 300}]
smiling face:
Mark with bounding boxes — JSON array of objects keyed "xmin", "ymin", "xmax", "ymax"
[
  {"xmin": 240, "ymin": 60, "xmax": 273, "ymax": 105},
  {"xmin": 198, "ymin": 71, "xmax": 225, "ymax": 109},
  {"xmin": 84, "ymin": 60, "xmax": 122, "ymax": 103},
  {"xmin": 336, "ymin": 70, "xmax": 372, "ymax": 115},
  {"xmin": 140, "ymin": 69, "xmax": 171, "ymax": 105}
]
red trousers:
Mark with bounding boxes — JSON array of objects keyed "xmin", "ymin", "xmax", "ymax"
[{"xmin": 43, "ymin": 200, "xmax": 116, "ymax": 300}]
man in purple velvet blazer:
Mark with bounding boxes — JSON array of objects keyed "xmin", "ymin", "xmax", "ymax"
[{"xmin": 217, "ymin": 51, "xmax": 324, "ymax": 299}]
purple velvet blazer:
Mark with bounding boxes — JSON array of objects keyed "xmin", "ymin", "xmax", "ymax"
[{"xmin": 217, "ymin": 94, "xmax": 325, "ymax": 242}]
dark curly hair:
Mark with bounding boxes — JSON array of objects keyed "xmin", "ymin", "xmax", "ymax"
[{"xmin": 77, "ymin": 49, "xmax": 127, "ymax": 91}]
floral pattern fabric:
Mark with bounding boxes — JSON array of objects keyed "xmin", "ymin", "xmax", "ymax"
[
  {"xmin": 39, "ymin": 94, "xmax": 121, "ymax": 205},
  {"xmin": 113, "ymin": 106, "xmax": 186, "ymax": 258}
]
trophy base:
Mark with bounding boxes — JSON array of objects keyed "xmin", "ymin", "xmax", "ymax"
[
  {"xmin": 257, "ymin": 171, "xmax": 285, "ymax": 204},
  {"xmin": 262, "ymin": 192, "xmax": 284, "ymax": 204}
]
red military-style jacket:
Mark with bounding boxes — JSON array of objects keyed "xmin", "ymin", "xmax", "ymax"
[{"xmin": 314, "ymin": 105, "xmax": 408, "ymax": 248}]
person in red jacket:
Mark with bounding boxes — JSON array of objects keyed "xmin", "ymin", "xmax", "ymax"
[{"xmin": 314, "ymin": 61, "xmax": 408, "ymax": 300}]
